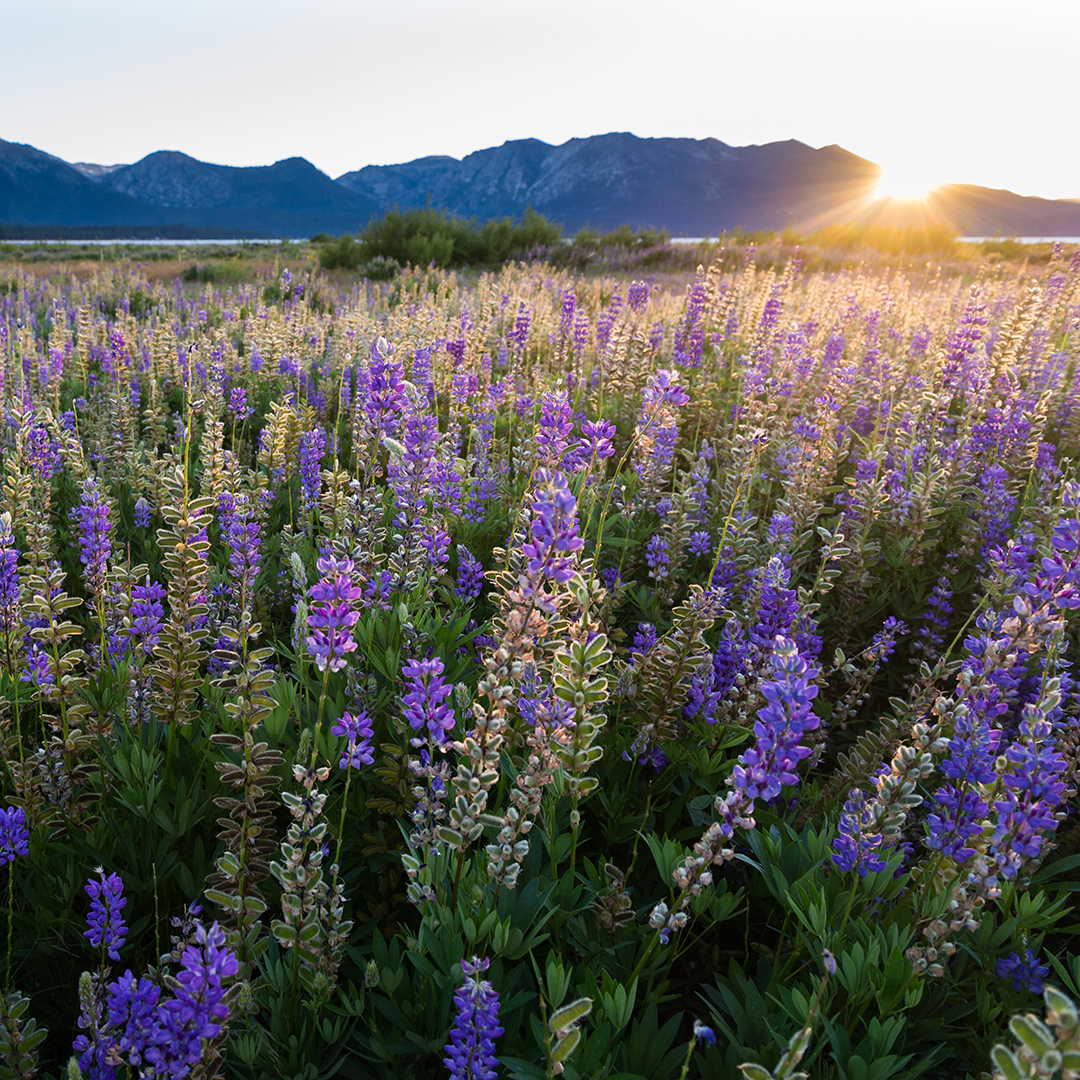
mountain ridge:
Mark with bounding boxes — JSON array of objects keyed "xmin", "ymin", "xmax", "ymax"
[{"xmin": 2, "ymin": 133, "xmax": 1079, "ymax": 239}]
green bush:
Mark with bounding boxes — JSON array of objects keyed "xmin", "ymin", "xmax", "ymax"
[
  {"xmin": 355, "ymin": 205, "xmax": 561, "ymax": 269},
  {"xmin": 319, "ymin": 234, "xmax": 365, "ymax": 271}
]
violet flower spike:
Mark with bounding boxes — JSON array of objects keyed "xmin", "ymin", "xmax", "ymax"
[
  {"xmin": 84, "ymin": 868, "xmax": 128, "ymax": 962},
  {"xmin": 0, "ymin": 806, "xmax": 29, "ymax": 865},
  {"xmin": 306, "ymin": 556, "xmax": 363, "ymax": 673},
  {"xmin": 444, "ymin": 956, "xmax": 503, "ymax": 1080},
  {"xmin": 330, "ymin": 709, "xmax": 375, "ymax": 770}
]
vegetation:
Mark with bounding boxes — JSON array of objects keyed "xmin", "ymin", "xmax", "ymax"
[{"xmin": 0, "ymin": 242, "xmax": 1076, "ymax": 1078}]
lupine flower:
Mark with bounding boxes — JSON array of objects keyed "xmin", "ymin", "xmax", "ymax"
[
  {"xmin": 630, "ymin": 623, "xmax": 658, "ymax": 664},
  {"xmin": 748, "ymin": 557, "xmax": 800, "ymax": 658},
  {"xmin": 993, "ymin": 954, "xmax": 1045, "ymax": 993},
  {"xmin": 536, "ymin": 390, "xmax": 574, "ymax": 468},
  {"xmin": 133, "ymin": 497, "xmax": 152, "ymax": 529},
  {"xmin": 642, "ymin": 368, "xmax": 690, "ymax": 409},
  {"xmin": 105, "ymin": 970, "xmax": 160, "ymax": 1071},
  {"xmin": 71, "ymin": 477, "xmax": 112, "ymax": 598},
  {"xmin": 559, "ymin": 288, "xmax": 577, "ymax": 336},
  {"xmin": 455, "ymin": 547, "xmax": 485, "ymax": 601},
  {"xmin": 645, "ymin": 534, "xmax": 670, "ymax": 581},
  {"xmin": 330, "ymin": 710, "xmax": 375, "ymax": 770},
  {"xmin": 106, "ymin": 921, "xmax": 239, "ymax": 1076},
  {"xmin": 444, "ymin": 956, "xmax": 503, "ymax": 1080},
  {"xmin": 925, "ymin": 707, "xmax": 1002, "ymax": 864},
  {"xmin": 402, "ymin": 657, "xmax": 455, "ymax": 746},
  {"xmin": 673, "ymin": 271, "xmax": 707, "ymax": 368},
  {"xmin": 74, "ymin": 969, "xmax": 116, "ymax": 1080},
  {"xmin": 730, "ymin": 636, "xmax": 820, "ymax": 804},
  {"xmin": 627, "ymin": 279, "xmax": 650, "ymax": 312},
  {"xmin": 996, "ymin": 949, "xmax": 1050, "ymax": 994},
  {"xmin": 306, "ymin": 556, "xmax": 363, "ymax": 672},
  {"xmin": 579, "ymin": 418, "xmax": 616, "ymax": 461},
  {"xmin": 990, "ymin": 703, "xmax": 1067, "ymax": 878},
  {"xmin": 522, "ymin": 470, "xmax": 584, "ymax": 585},
  {"xmin": 0, "ymin": 512, "xmax": 19, "ymax": 642},
  {"xmin": 390, "ymin": 414, "xmax": 439, "ymax": 528},
  {"xmin": 227, "ymin": 385, "xmax": 252, "ymax": 419},
  {"xmin": 0, "ymin": 805, "xmax": 29, "ymax": 865},
  {"xmin": 420, "ymin": 529, "xmax": 451, "ymax": 570},
  {"xmin": 298, "ymin": 426, "xmax": 327, "ymax": 514},
  {"xmin": 366, "ymin": 336, "xmax": 405, "ymax": 436},
  {"xmin": 21, "ymin": 644, "xmax": 52, "ymax": 689},
  {"xmin": 693, "ymin": 1019, "xmax": 716, "ymax": 1045},
  {"xmin": 688, "ymin": 530, "xmax": 712, "ymax": 558},
  {"xmin": 509, "ymin": 304, "xmax": 531, "ymax": 351},
  {"xmin": 129, "ymin": 577, "xmax": 166, "ymax": 656},
  {"xmin": 832, "ymin": 788, "xmax": 888, "ymax": 876},
  {"xmin": 225, "ymin": 496, "xmax": 262, "ymax": 605},
  {"xmin": 85, "ymin": 868, "xmax": 128, "ymax": 961}
]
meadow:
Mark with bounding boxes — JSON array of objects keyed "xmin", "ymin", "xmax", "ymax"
[{"xmin": 0, "ymin": 237, "xmax": 1078, "ymax": 1080}]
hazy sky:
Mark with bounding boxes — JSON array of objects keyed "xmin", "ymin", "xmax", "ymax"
[{"xmin": 2, "ymin": 0, "xmax": 1077, "ymax": 199}]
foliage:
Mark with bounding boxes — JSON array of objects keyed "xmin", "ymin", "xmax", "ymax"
[
  {"xmin": 351, "ymin": 205, "xmax": 562, "ymax": 269},
  {"xmin": 0, "ymin": 240, "xmax": 1076, "ymax": 1079}
]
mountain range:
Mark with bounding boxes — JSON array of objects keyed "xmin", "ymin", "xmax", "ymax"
[{"xmin": 2, "ymin": 133, "xmax": 1079, "ymax": 240}]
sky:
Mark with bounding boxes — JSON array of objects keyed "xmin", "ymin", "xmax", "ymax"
[{"xmin": 2, "ymin": 0, "xmax": 1078, "ymax": 200}]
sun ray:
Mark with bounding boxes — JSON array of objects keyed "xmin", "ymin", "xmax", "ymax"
[{"xmin": 872, "ymin": 165, "xmax": 940, "ymax": 203}]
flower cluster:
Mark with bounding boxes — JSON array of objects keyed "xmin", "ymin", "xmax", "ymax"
[
  {"xmin": 103, "ymin": 921, "xmax": 239, "ymax": 1078},
  {"xmin": 306, "ymin": 556, "xmax": 363, "ymax": 672},
  {"xmin": 70, "ymin": 477, "xmax": 113, "ymax": 599},
  {"xmin": 0, "ymin": 805, "xmax": 29, "ymax": 865},
  {"xmin": 522, "ymin": 470, "xmax": 584, "ymax": 586},
  {"xmin": 995, "ymin": 949, "xmax": 1050, "ymax": 995},
  {"xmin": 444, "ymin": 956, "xmax": 503, "ymax": 1080},
  {"xmin": 84, "ymin": 868, "xmax": 128, "ymax": 962},
  {"xmin": 402, "ymin": 657, "xmax": 455, "ymax": 747},
  {"xmin": 330, "ymin": 709, "xmax": 375, "ymax": 770}
]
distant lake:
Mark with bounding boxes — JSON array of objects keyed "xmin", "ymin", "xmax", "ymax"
[
  {"xmin": 0, "ymin": 238, "xmax": 297, "ymax": 246},
  {"xmin": 958, "ymin": 237, "xmax": 1080, "ymax": 244}
]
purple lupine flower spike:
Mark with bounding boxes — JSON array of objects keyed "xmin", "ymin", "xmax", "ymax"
[
  {"xmin": 84, "ymin": 868, "xmax": 127, "ymax": 961},
  {"xmin": 522, "ymin": 469, "xmax": 584, "ymax": 585},
  {"xmin": 0, "ymin": 806, "xmax": 29, "ymax": 865},
  {"xmin": 330, "ymin": 709, "xmax": 375, "ymax": 770},
  {"xmin": 402, "ymin": 657, "xmax": 455, "ymax": 746},
  {"xmin": 996, "ymin": 949, "xmax": 1050, "ymax": 995},
  {"xmin": 444, "ymin": 956, "xmax": 503, "ymax": 1080},
  {"xmin": 71, "ymin": 477, "xmax": 112, "ymax": 598},
  {"xmin": 306, "ymin": 556, "xmax": 363, "ymax": 672},
  {"xmin": 455, "ymin": 546, "xmax": 485, "ymax": 601},
  {"xmin": 129, "ymin": 577, "xmax": 166, "ymax": 657}
]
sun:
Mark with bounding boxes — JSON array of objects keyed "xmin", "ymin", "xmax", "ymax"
[{"xmin": 871, "ymin": 166, "xmax": 939, "ymax": 203}]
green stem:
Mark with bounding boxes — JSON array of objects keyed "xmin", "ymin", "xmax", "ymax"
[
  {"xmin": 311, "ymin": 666, "xmax": 331, "ymax": 770},
  {"xmin": 333, "ymin": 762, "xmax": 355, "ymax": 872},
  {"xmin": 451, "ymin": 847, "xmax": 466, "ymax": 912},
  {"xmin": 677, "ymin": 1033, "xmax": 699, "ymax": 1080},
  {"xmin": 4, "ymin": 868, "xmax": 13, "ymax": 997},
  {"xmin": 627, "ymin": 930, "xmax": 663, "ymax": 985}
]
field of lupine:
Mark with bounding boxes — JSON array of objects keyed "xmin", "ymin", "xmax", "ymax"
[{"xmin": 1, "ymin": 244, "xmax": 1080, "ymax": 1080}]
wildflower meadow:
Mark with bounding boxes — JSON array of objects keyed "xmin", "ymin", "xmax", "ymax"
[{"xmin": 0, "ymin": 241, "xmax": 1079, "ymax": 1080}]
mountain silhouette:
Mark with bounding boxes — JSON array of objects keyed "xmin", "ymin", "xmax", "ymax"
[{"xmin": 2, "ymin": 133, "xmax": 1078, "ymax": 239}]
